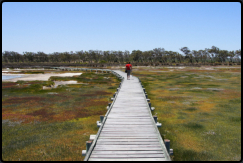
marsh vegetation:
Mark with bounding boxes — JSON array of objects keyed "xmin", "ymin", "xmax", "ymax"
[
  {"xmin": 2, "ymin": 66, "xmax": 241, "ymax": 161},
  {"xmin": 132, "ymin": 66, "xmax": 241, "ymax": 161},
  {"xmin": 2, "ymin": 69, "xmax": 120, "ymax": 161}
]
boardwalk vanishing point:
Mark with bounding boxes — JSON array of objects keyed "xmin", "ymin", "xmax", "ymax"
[{"xmin": 53, "ymin": 67, "xmax": 172, "ymax": 161}]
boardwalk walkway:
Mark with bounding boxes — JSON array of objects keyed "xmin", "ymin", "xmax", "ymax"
[{"xmin": 85, "ymin": 70, "xmax": 171, "ymax": 161}]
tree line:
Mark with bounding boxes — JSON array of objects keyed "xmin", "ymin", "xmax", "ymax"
[{"xmin": 2, "ymin": 46, "xmax": 241, "ymax": 65}]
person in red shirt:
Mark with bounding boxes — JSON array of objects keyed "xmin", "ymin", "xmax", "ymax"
[{"xmin": 125, "ymin": 62, "xmax": 132, "ymax": 80}]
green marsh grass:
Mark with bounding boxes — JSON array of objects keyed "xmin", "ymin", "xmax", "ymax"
[
  {"xmin": 2, "ymin": 70, "xmax": 120, "ymax": 161},
  {"xmin": 132, "ymin": 66, "xmax": 241, "ymax": 161}
]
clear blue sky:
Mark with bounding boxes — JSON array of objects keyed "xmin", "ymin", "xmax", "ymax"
[{"xmin": 2, "ymin": 2, "xmax": 241, "ymax": 54}]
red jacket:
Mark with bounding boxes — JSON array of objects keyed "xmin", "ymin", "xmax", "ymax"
[{"xmin": 126, "ymin": 64, "xmax": 132, "ymax": 70}]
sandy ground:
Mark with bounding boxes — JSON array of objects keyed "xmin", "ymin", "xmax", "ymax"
[{"xmin": 2, "ymin": 73, "xmax": 82, "ymax": 82}]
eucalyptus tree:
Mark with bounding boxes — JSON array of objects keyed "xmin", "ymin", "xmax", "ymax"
[
  {"xmin": 98, "ymin": 50, "xmax": 103, "ymax": 63},
  {"xmin": 131, "ymin": 50, "xmax": 142, "ymax": 63},
  {"xmin": 50, "ymin": 52, "xmax": 61, "ymax": 62},
  {"xmin": 191, "ymin": 50, "xmax": 201, "ymax": 63},
  {"xmin": 70, "ymin": 52, "xmax": 80, "ymax": 63},
  {"xmin": 14, "ymin": 51, "xmax": 23, "ymax": 62},
  {"xmin": 235, "ymin": 49, "xmax": 241, "ymax": 57},
  {"xmin": 171, "ymin": 51, "xmax": 178, "ymax": 63},
  {"xmin": 176, "ymin": 52, "xmax": 184, "ymax": 63},
  {"xmin": 165, "ymin": 51, "xmax": 171, "ymax": 64},
  {"xmin": 110, "ymin": 51, "xmax": 117, "ymax": 63},
  {"xmin": 117, "ymin": 50, "xmax": 124, "ymax": 63},
  {"xmin": 137, "ymin": 50, "xmax": 143, "ymax": 63},
  {"xmin": 123, "ymin": 50, "xmax": 130, "ymax": 63},
  {"xmin": 83, "ymin": 51, "xmax": 89, "ymax": 63},
  {"xmin": 218, "ymin": 50, "xmax": 230, "ymax": 63},
  {"xmin": 142, "ymin": 51, "xmax": 151, "ymax": 63},
  {"xmin": 23, "ymin": 52, "xmax": 34, "ymax": 62},
  {"xmin": 2, "ymin": 51, "xmax": 11, "ymax": 63},
  {"xmin": 235, "ymin": 49, "xmax": 241, "ymax": 63},
  {"xmin": 76, "ymin": 50, "xmax": 85, "ymax": 63},
  {"xmin": 93, "ymin": 50, "xmax": 100, "ymax": 63},
  {"xmin": 88, "ymin": 50, "xmax": 95, "ymax": 63},
  {"xmin": 208, "ymin": 46, "xmax": 220, "ymax": 63},
  {"xmin": 198, "ymin": 49, "xmax": 208, "ymax": 64},
  {"xmin": 149, "ymin": 50, "xmax": 154, "ymax": 63},
  {"xmin": 112, "ymin": 51, "xmax": 119, "ymax": 63},
  {"xmin": 180, "ymin": 47, "xmax": 193, "ymax": 63},
  {"xmin": 161, "ymin": 50, "xmax": 168, "ymax": 64},
  {"xmin": 59, "ymin": 52, "xmax": 71, "ymax": 63},
  {"xmin": 153, "ymin": 48, "xmax": 165, "ymax": 63},
  {"xmin": 35, "ymin": 51, "xmax": 48, "ymax": 62},
  {"xmin": 98, "ymin": 50, "xmax": 105, "ymax": 63},
  {"xmin": 166, "ymin": 51, "xmax": 177, "ymax": 64},
  {"xmin": 103, "ymin": 51, "xmax": 110, "ymax": 63},
  {"xmin": 227, "ymin": 51, "xmax": 235, "ymax": 63}
]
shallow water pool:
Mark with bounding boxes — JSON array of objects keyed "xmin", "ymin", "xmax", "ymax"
[{"xmin": 2, "ymin": 75, "xmax": 22, "ymax": 80}]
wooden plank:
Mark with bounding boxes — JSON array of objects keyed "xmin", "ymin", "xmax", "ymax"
[
  {"xmin": 115, "ymin": 98, "xmax": 145, "ymax": 100},
  {"xmin": 110, "ymin": 109, "xmax": 148, "ymax": 111},
  {"xmin": 102, "ymin": 126, "xmax": 155, "ymax": 129},
  {"xmin": 90, "ymin": 154, "xmax": 165, "ymax": 158},
  {"xmin": 100, "ymin": 132, "xmax": 157, "ymax": 134},
  {"xmin": 109, "ymin": 109, "xmax": 150, "ymax": 112},
  {"xmin": 107, "ymin": 113, "xmax": 150, "ymax": 115},
  {"xmin": 94, "ymin": 144, "xmax": 162, "ymax": 148},
  {"xmin": 108, "ymin": 111, "xmax": 149, "ymax": 113},
  {"xmin": 99, "ymin": 133, "xmax": 157, "ymax": 135},
  {"xmin": 108, "ymin": 110, "xmax": 149, "ymax": 112},
  {"xmin": 88, "ymin": 158, "xmax": 167, "ymax": 161},
  {"xmin": 105, "ymin": 120, "xmax": 152, "ymax": 122},
  {"xmin": 104, "ymin": 122, "xmax": 153, "ymax": 124},
  {"xmin": 99, "ymin": 134, "xmax": 157, "ymax": 137},
  {"xmin": 99, "ymin": 134, "xmax": 158, "ymax": 137},
  {"xmin": 98, "ymin": 136, "xmax": 159, "ymax": 139},
  {"xmin": 96, "ymin": 141, "xmax": 160, "ymax": 145},
  {"xmin": 106, "ymin": 118, "xmax": 152, "ymax": 121},
  {"xmin": 112, "ymin": 106, "xmax": 147, "ymax": 108},
  {"xmin": 112, "ymin": 103, "xmax": 147, "ymax": 106},
  {"xmin": 102, "ymin": 125, "xmax": 155, "ymax": 128},
  {"xmin": 114, "ymin": 101, "xmax": 147, "ymax": 103},
  {"xmin": 106, "ymin": 117, "xmax": 151, "ymax": 119},
  {"xmin": 110, "ymin": 108, "xmax": 149, "ymax": 109},
  {"xmin": 107, "ymin": 114, "xmax": 150, "ymax": 116},
  {"xmin": 100, "ymin": 131, "xmax": 157, "ymax": 133},
  {"xmin": 101, "ymin": 129, "xmax": 156, "ymax": 132},
  {"xmin": 97, "ymin": 138, "xmax": 159, "ymax": 142},
  {"xmin": 113, "ymin": 103, "xmax": 147, "ymax": 105},
  {"xmin": 105, "ymin": 120, "xmax": 153, "ymax": 123},
  {"xmin": 93, "ymin": 148, "xmax": 163, "ymax": 151},
  {"xmin": 91, "ymin": 150, "xmax": 164, "ymax": 154},
  {"xmin": 108, "ymin": 112, "xmax": 150, "ymax": 114},
  {"xmin": 101, "ymin": 130, "xmax": 157, "ymax": 132},
  {"xmin": 103, "ymin": 123, "xmax": 154, "ymax": 125}
]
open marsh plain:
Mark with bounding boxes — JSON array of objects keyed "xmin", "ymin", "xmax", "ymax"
[
  {"xmin": 131, "ymin": 65, "xmax": 241, "ymax": 161},
  {"xmin": 2, "ymin": 66, "xmax": 241, "ymax": 161},
  {"xmin": 2, "ymin": 68, "xmax": 120, "ymax": 161}
]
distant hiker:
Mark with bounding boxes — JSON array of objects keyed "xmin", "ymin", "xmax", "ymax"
[{"xmin": 125, "ymin": 62, "xmax": 132, "ymax": 80}]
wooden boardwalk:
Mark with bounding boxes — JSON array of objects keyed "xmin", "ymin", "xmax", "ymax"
[
  {"xmin": 85, "ymin": 70, "xmax": 171, "ymax": 161},
  {"xmin": 51, "ymin": 67, "xmax": 171, "ymax": 161}
]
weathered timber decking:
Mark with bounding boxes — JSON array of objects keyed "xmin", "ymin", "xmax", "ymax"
[{"xmin": 86, "ymin": 70, "xmax": 171, "ymax": 161}]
